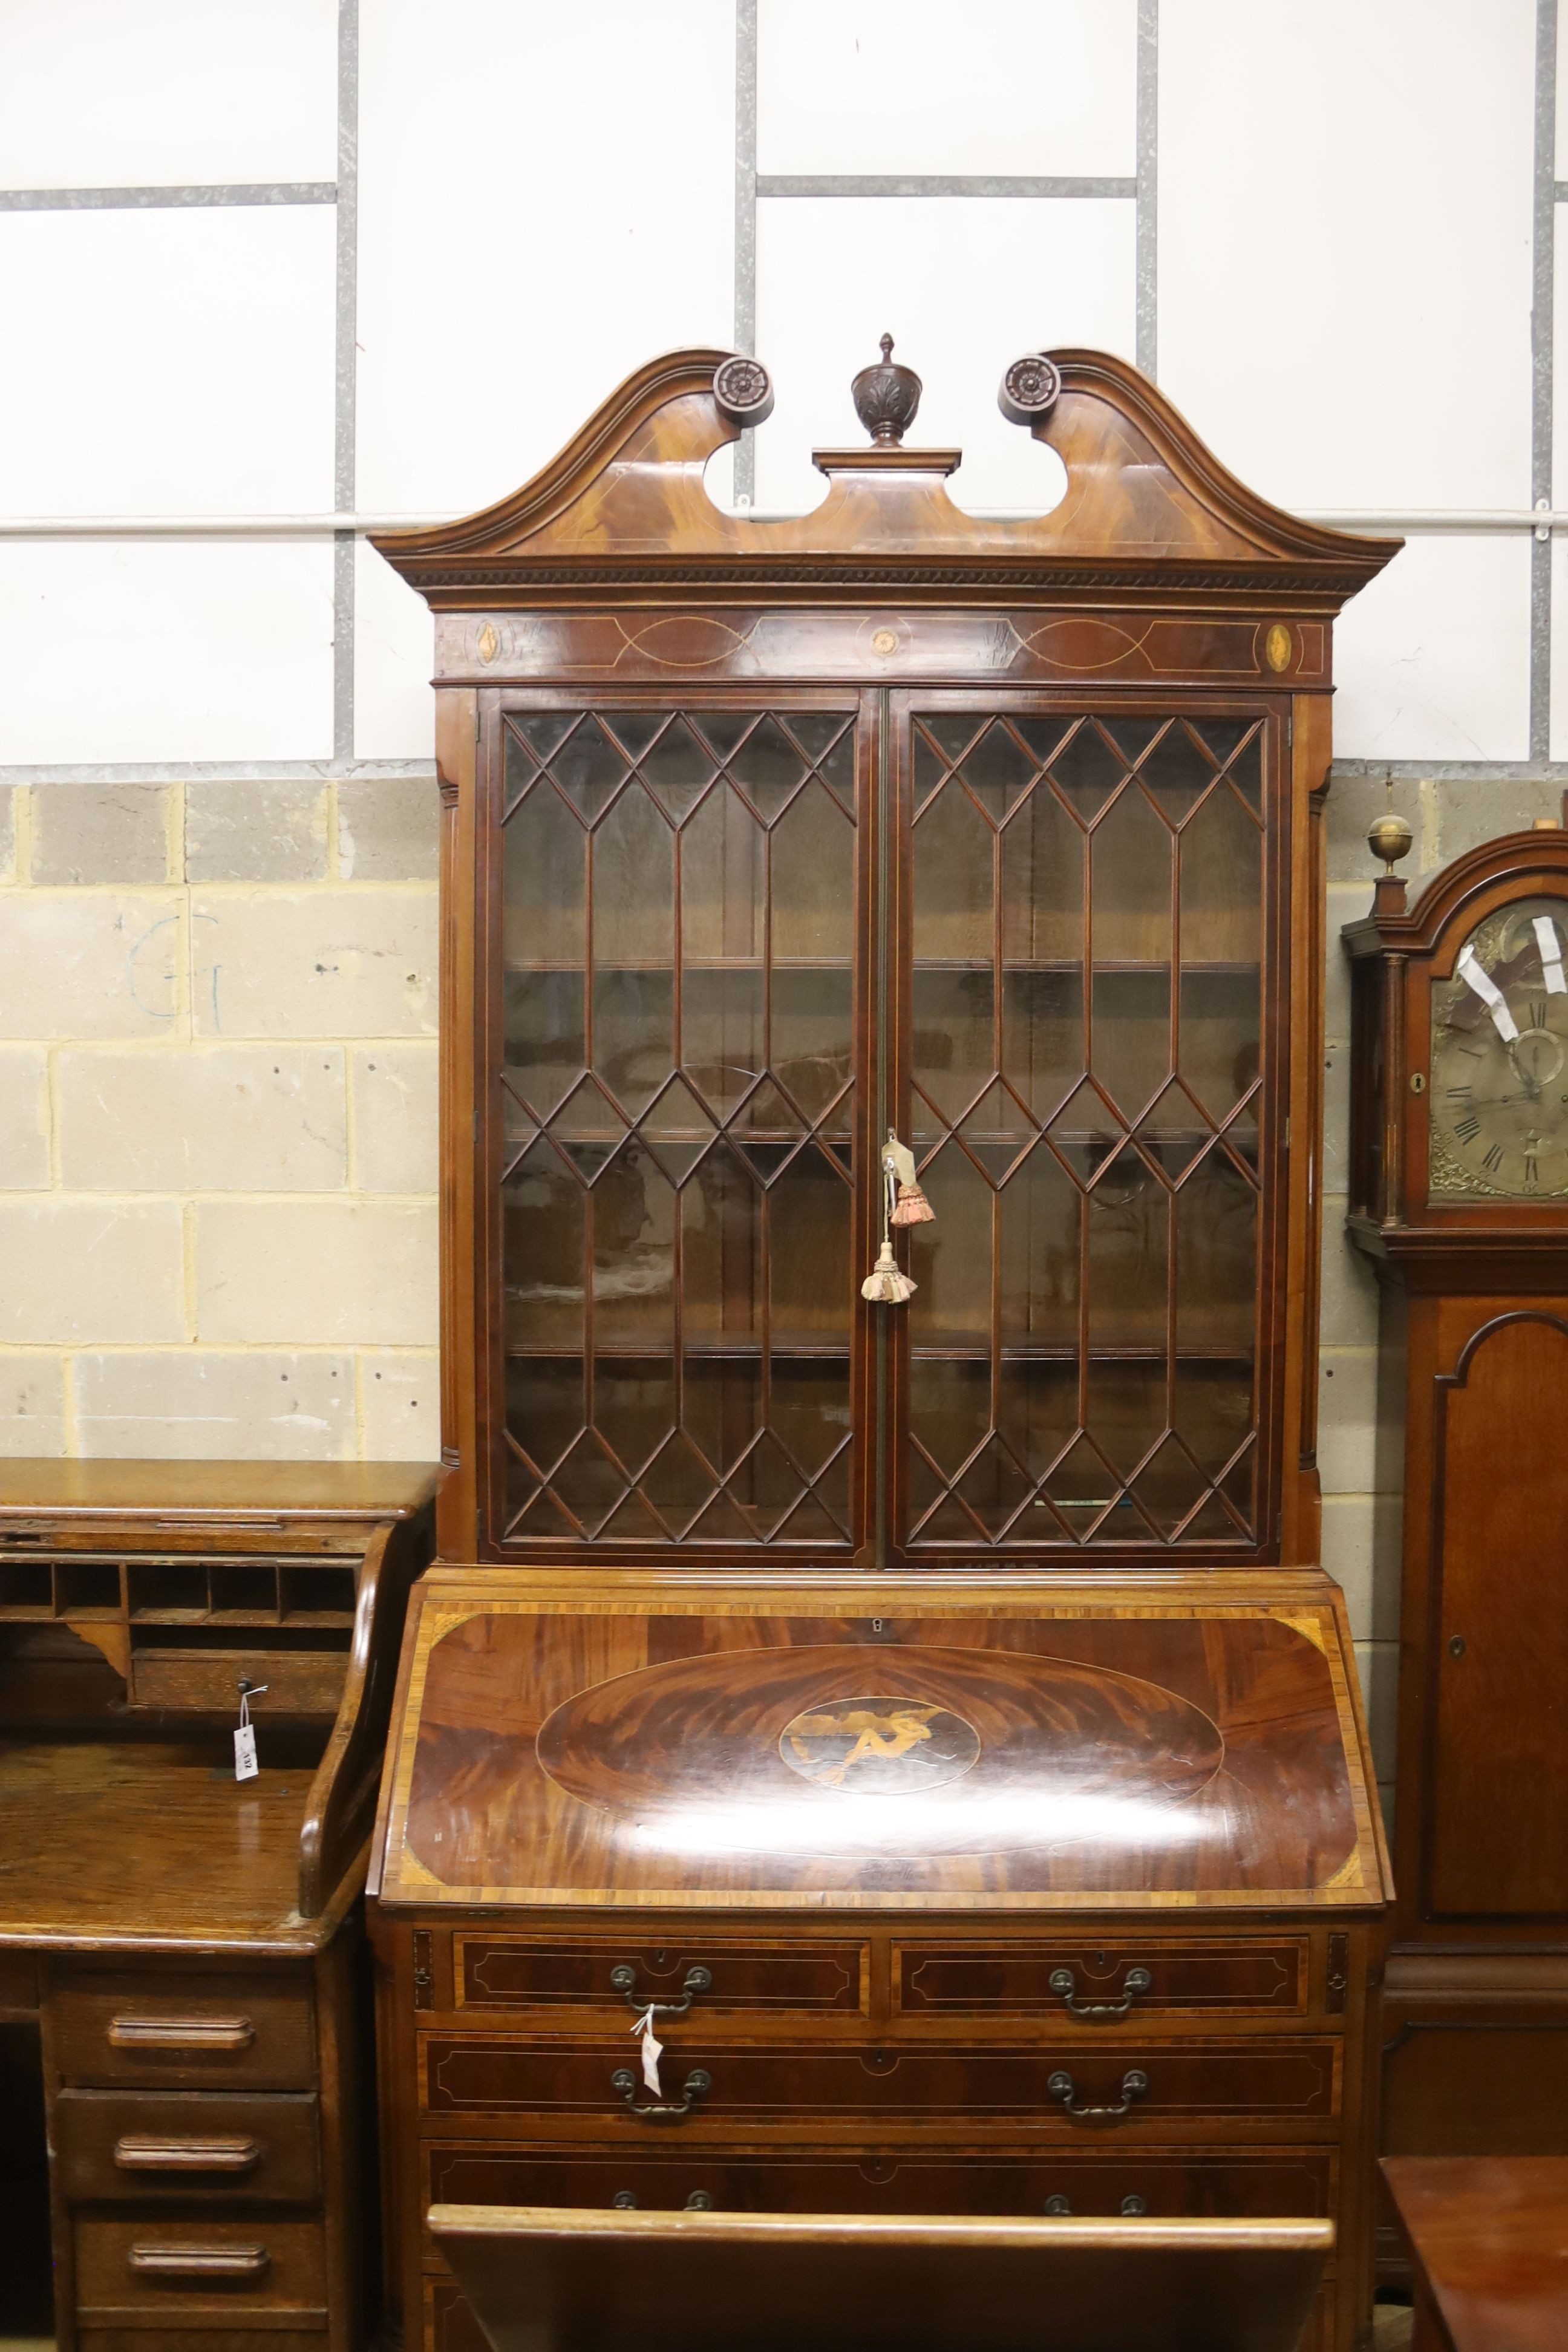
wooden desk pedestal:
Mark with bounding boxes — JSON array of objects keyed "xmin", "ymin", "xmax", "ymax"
[{"xmin": 368, "ymin": 1571, "xmax": 1390, "ymax": 2352}]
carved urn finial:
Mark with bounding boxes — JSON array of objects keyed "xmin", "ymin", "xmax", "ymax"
[{"xmin": 852, "ymin": 334, "xmax": 922, "ymax": 446}]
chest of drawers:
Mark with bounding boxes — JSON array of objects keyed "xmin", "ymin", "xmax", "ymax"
[{"xmin": 368, "ymin": 1571, "xmax": 1389, "ymax": 2352}]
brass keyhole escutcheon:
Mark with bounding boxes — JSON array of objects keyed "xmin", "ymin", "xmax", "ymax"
[{"xmin": 1449, "ymin": 1635, "xmax": 1467, "ymax": 1658}]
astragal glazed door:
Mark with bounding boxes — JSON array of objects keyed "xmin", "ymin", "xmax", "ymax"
[{"xmin": 487, "ymin": 687, "xmax": 1281, "ymax": 1566}]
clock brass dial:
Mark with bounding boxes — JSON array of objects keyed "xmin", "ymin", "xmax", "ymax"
[{"xmin": 1429, "ymin": 893, "xmax": 1568, "ymax": 1199}]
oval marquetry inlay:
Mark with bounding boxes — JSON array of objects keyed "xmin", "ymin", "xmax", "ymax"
[
  {"xmin": 535, "ymin": 1645, "xmax": 1223, "ymax": 1860},
  {"xmin": 779, "ymin": 1697, "xmax": 981, "ymax": 1794}
]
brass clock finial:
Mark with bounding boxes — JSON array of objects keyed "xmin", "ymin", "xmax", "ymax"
[
  {"xmin": 1368, "ymin": 771, "xmax": 1413, "ymax": 874},
  {"xmin": 851, "ymin": 335, "xmax": 922, "ymax": 446}
]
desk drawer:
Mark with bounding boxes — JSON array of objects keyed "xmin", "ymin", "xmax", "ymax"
[
  {"xmin": 54, "ymin": 1971, "xmax": 315, "ymax": 2089},
  {"xmin": 421, "ymin": 2036, "xmax": 1340, "ymax": 2127},
  {"xmin": 895, "ymin": 1940, "xmax": 1307, "ymax": 2020},
  {"xmin": 423, "ymin": 2140, "xmax": 1336, "ymax": 2221},
  {"xmin": 456, "ymin": 1936, "xmax": 866, "ymax": 2019},
  {"xmin": 55, "ymin": 2089, "xmax": 321, "ymax": 2204},
  {"xmin": 74, "ymin": 2215, "xmax": 327, "ymax": 2324}
]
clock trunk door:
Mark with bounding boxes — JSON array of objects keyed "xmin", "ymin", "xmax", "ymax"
[
  {"xmin": 889, "ymin": 696, "xmax": 1282, "ymax": 1560},
  {"xmin": 488, "ymin": 693, "xmax": 875, "ymax": 1558},
  {"xmin": 1428, "ymin": 1309, "xmax": 1568, "ymax": 1916}
]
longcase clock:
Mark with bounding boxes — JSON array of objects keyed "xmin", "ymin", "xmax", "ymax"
[{"xmin": 1344, "ymin": 822, "xmax": 1568, "ymax": 2250}]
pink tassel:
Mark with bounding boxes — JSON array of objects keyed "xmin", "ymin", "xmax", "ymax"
[{"xmin": 890, "ymin": 1179, "xmax": 935, "ymax": 1226}]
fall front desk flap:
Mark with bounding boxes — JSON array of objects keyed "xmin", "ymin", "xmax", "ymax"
[{"xmin": 371, "ymin": 1576, "xmax": 1387, "ymax": 1913}]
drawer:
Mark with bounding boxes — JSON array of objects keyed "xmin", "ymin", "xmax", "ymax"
[
  {"xmin": 80, "ymin": 2337, "xmax": 333, "ymax": 2352},
  {"xmin": 130, "ymin": 1645, "xmax": 346, "ymax": 1714},
  {"xmin": 74, "ymin": 2215, "xmax": 327, "ymax": 2324},
  {"xmin": 54, "ymin": 1971, "xmax": 315, "ymax": 2089},
  {"xmin": 895, "ymin": 1939, "xmax": 1308, "ymax": 2020},
  {"xmin": 55, "ymin": 2089, "xmax": 321, "ymax": 2204},
  {"xmin": 455, "ymin": 1936, "xmax": 867, "ymax": 2018},
  {"xmin": 423, "ymin": 2140, "xmax": 1336, "ymax": 2221},
  {"xmin": 420, "ymin": 2036, "xmax": 1341, "ymax": 2127}
]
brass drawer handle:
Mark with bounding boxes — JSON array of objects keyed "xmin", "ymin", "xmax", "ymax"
[
  {"xmin": 610, "ymin": 1964, "xmax": 711, "ymax": 2017},
  {"xmin": 108, "ymin": 2014, "xmax": 255, "ymax": 2052},
  {"xmin": 610, "ymin": 2064, "xmax": 711, "ymax": 2120},
  {"xmin": 129, "ymin": 2243, "xmax": 270, "ymax": 2278},
  {"xmin": 1044, "ymin": 2195, "xmax": 1073, "ymax": 2215},
  {"xmin": 1047, "ymin": 2066, "xmax": 1149, "ymax": 2120},
  {"xmin": 1048, "ymin": 1965, "xmax": 1152, "ymax": 2019},
  {"xmin": 115, "ymin": 2134, "xmax": 262, "ymax": 2174}
]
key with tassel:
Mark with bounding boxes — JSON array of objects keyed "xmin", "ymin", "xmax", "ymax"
[{"xmin": 861, "ymin": 1132, "xmax": 931, "ymax": 1304}]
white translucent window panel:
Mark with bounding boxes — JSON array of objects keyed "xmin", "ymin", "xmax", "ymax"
[
  {"xmin": 1552, "ymin": 230, "xmax": 1568, "ymax": 504},
  {"xmin": 752, "ymin": 198, "xmax": 1134, "ymax": 518},
  {"xmin": 355, "ymin": 541, "xmax": 435, "ymax": 764},
  {"xmin": 356, "ymin": 0, "xmax": 736, "ymax": 518},
  {"xmin": 1333, "ymin": 538, "xmax": 1530, "ymax": 764},
  {"xmin": 0, "ymin": 543, "xmax": 334, "ymax": 765},
  {"xmin": 1159, "ymin": 0, "xmax": 1535, "ymax": 512},
  {"xmin": 0, "ymin": 208, "xmax": 336, "ymax": 515},
  {"xmin": 1, "ymin": 0, "xmax": 338, "ymax": 189},
  {"xmin": 1558, "ymin": 19, "xmax": 1568, "ymax": 180},
  {"xmin": 1548, "ymin": 537, "xmax": 1568, "ymax": 762},
  {"xmin": 757, "ymin": 0, "xmax": 1135, "ymax": 177}
]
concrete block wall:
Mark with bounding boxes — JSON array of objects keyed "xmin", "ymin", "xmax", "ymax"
[{"xmin": 0, "ymin": 774, "xmax": 440, "ymax": 1460}]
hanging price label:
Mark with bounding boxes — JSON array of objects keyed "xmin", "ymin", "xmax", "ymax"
[
  {"xmin": 631, "ymin": 2004, "xmax": 664, "ymax": 2097},
  {"xmin": 234, "ymin": 1679, "xmax": 267, "ymax": 1782}
]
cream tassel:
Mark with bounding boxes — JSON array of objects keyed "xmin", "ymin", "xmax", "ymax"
[{"xmin": 861, "ymin": 1238, "xmax": 917, "ymax": 1303}]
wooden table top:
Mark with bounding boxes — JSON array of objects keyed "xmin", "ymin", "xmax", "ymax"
[
  {"xmin": 1382, "ymin": 2158, "xmax": 1568, "ymax": 2351},
  {"xmin": 0, "ymin": 1738, "xmax": 354, "ymax": 1955}
]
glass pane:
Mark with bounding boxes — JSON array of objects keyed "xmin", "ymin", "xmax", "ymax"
[
  {"xmin": 904, "ymin": 706, "xmax": 1266, "ymax": 1552},
  {"xmin": 499, "ymin": 706, "xmax": 860, "ymax": 1549}
]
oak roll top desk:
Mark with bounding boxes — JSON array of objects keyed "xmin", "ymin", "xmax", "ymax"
[
  {"xmin": 365, "ymin": 342, "xmax": 1398, "ymax": 2352},
  {"xmin": 0, "ymin": 1459, "xmax": 439, "ymax": 2352}
]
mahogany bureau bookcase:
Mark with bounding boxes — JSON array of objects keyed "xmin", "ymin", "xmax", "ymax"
[
  {"xmin": 365, "ymin": 341, "xmax": 1399, "ymax": 2352},
  {"xmin": 0, "ymin": 1460, "xmax": 437, "ymax": 2352}
]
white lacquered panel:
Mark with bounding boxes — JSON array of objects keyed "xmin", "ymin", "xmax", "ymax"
[
  {"xmin": 356, "ymin": 0, "xmax": 736, "ymax": 517},
  {"xmin": 1334, "ymin": 537, "xmax": 1530, "ymax": 763},
  {"xmin": 0, "ymin": 0, "xmax": 338, "ymax": 189},
  {"xmin": 753, "ymin": 198, "xmax": 1134, "ymax": 518},
  {"xmin": 356, "ymin": 541, "xmax": 436, "ymax": 763},
  {"xmin": 1160, "ymin": 0, "xmax": 1535, "ymax": 511},
  {"xmin": 757, "ymin": 0, "xmax": 1136, "ymax": 177},
  {"xmin": 0, "ymin": 542, "xmax": 335, "ymax": 765},
  {"xmin": 0, "ymin": 208, "xmax": 335, "ymax": 516}
]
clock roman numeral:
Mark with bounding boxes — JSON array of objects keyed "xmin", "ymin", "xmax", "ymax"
[
  {"xmin": 1531, "ymin": 998, "xmax": 1549, "ymax": 1029},
  {"xmin": 1453, "ymin": 1112, "xmax": 1481, "ymax": 1145},
  {"xmin": 1482, "ymin": 1143, "xmax": 1505, "ymax": 1172},
  {"xmin": 1525, "ymin": 1152, "xmax": 1539, "ymax": 1188},
  {"xmin": 1446, "ymin": 1085, "xmax": 1472, "ymax": 1100}
]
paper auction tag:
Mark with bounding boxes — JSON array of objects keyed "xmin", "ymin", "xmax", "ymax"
[
  {"xmin": 234, "ymin": 1722, "xmax": 258, "ymax": 1781},
  {"xmin": 631, "ymin": 2004, "xmax": 664, "ymax": 2097},
  {"xmin": 1458, "ymin": 946, "xmax": 1519, "ymax": 1041}
]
